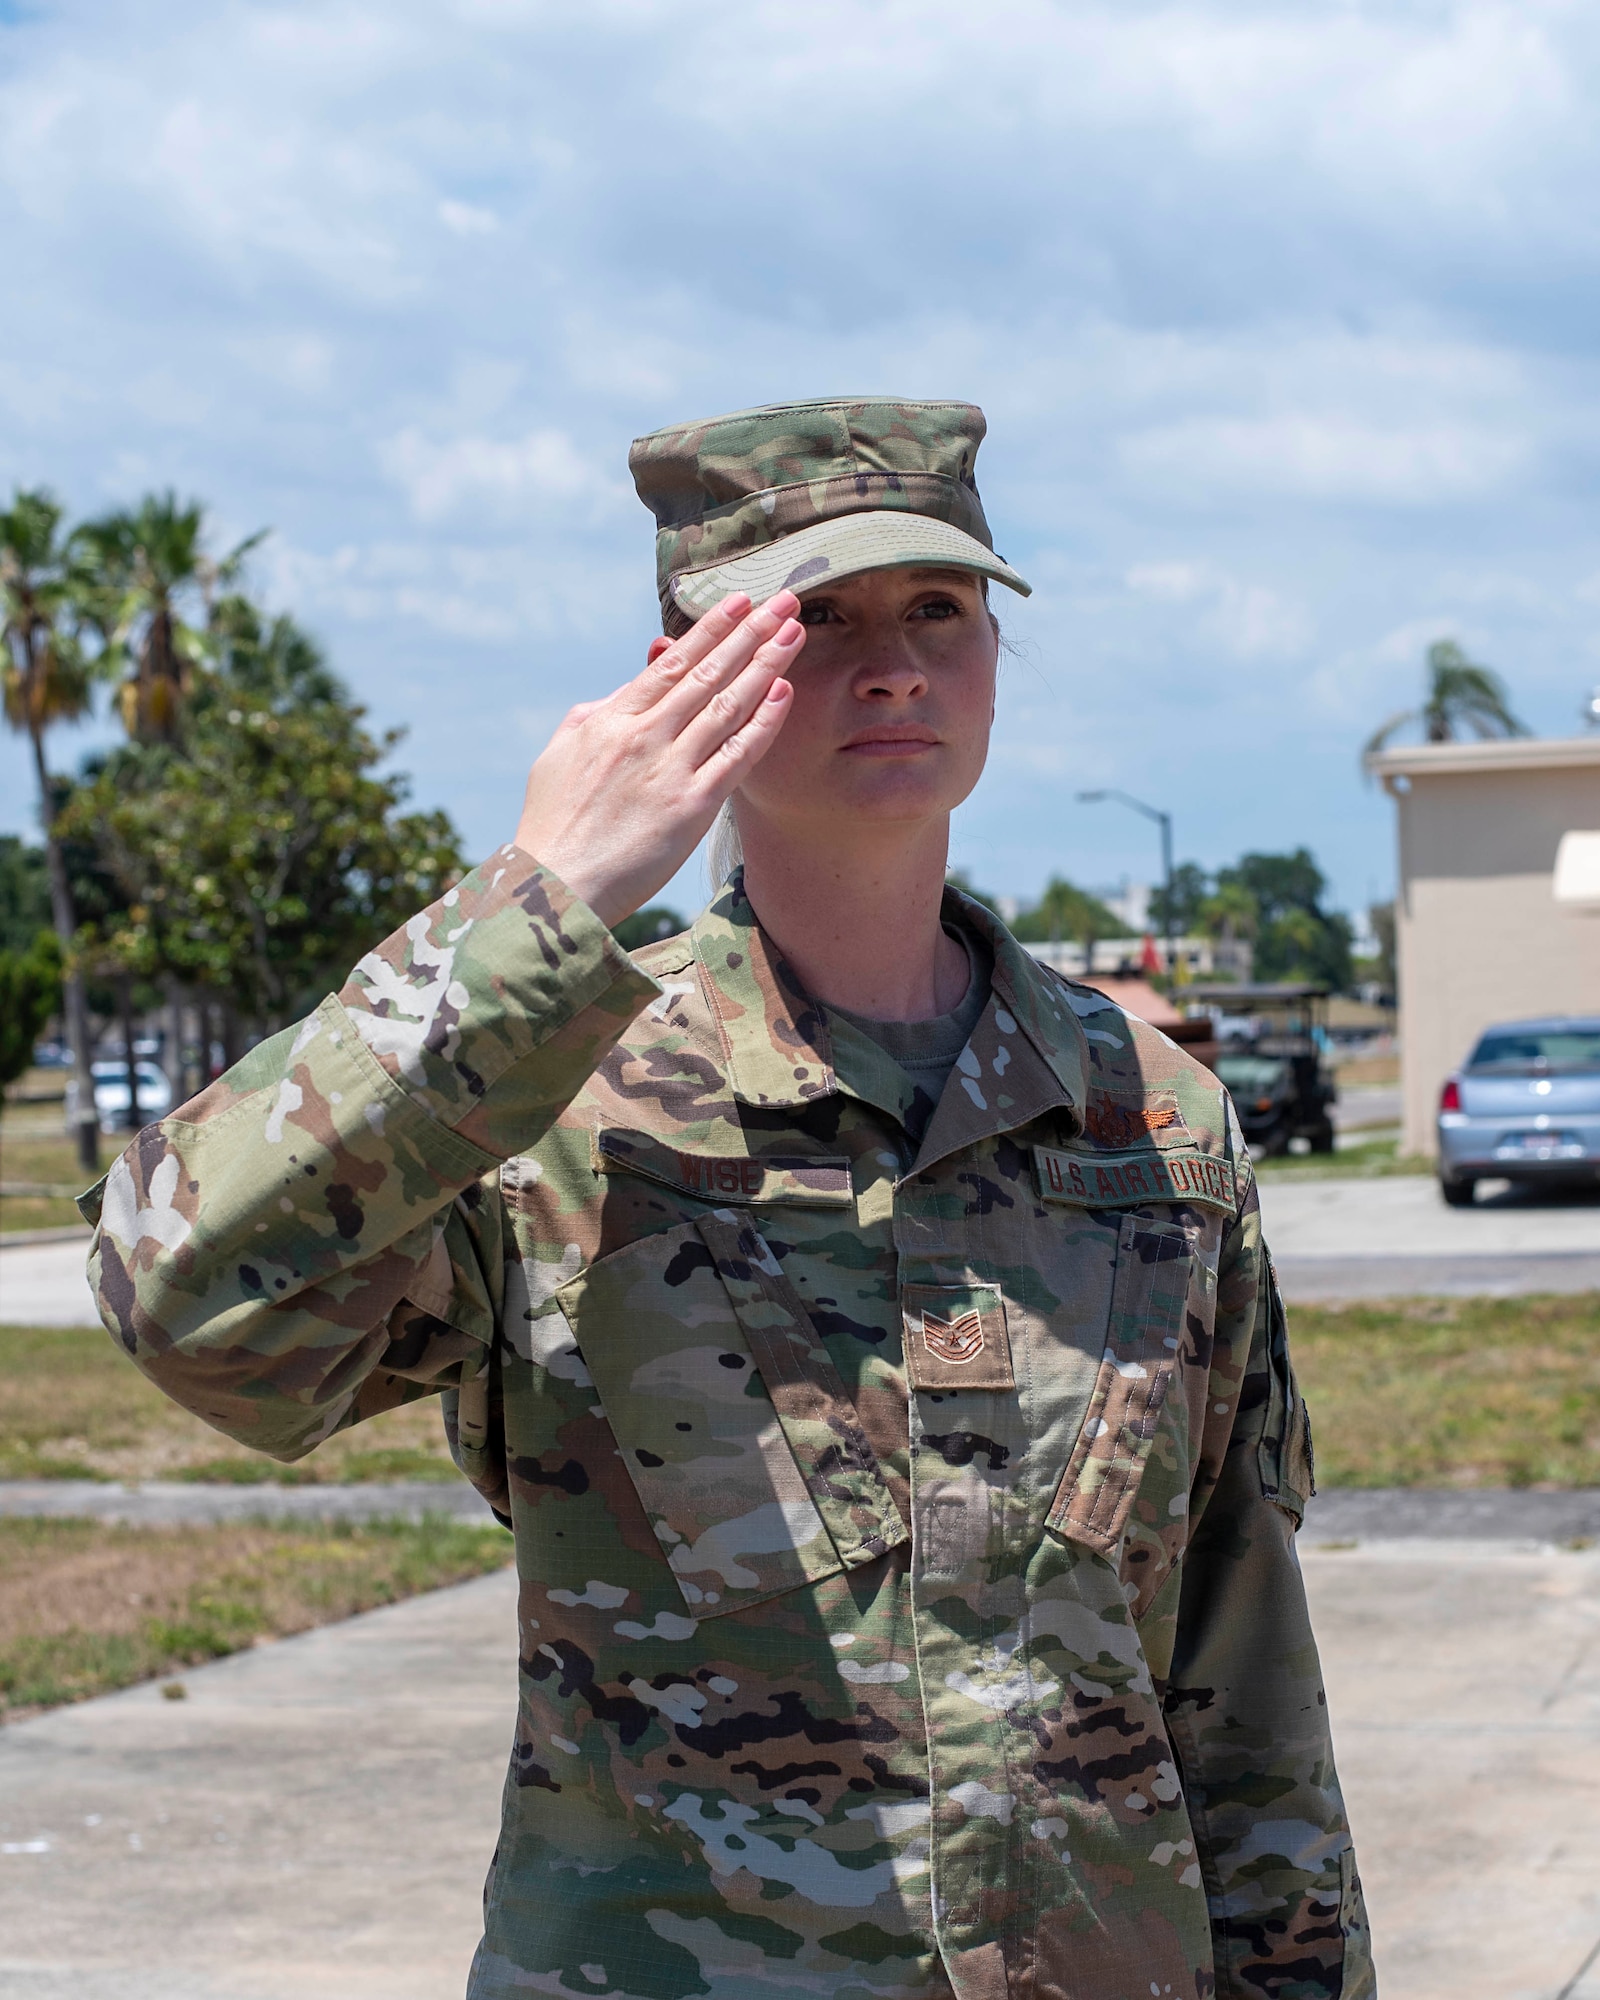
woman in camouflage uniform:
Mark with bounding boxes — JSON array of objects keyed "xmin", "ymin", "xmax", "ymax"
[{"xmin": 88, "ymin": 398, "xmax": 1374, "ymax": 2000}]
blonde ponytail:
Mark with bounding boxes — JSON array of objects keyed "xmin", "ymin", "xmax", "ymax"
[{"xmin": 707, "ymin": 800, "xmax": 744, "ymax": 891}]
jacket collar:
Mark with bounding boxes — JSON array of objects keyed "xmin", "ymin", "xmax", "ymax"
[{"xmin": 689, "ymin": 874, "xmax": 1090, "ymax": 1148}]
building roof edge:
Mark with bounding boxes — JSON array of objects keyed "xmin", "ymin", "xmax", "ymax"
[{"xmin": 1369, "ymin": 734, "xmax": 1600, "ymax": 778}]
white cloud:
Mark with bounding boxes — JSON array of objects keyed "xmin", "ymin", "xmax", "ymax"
[
  {"xmin": 1125, "ymin": 562, "xmax": 1309, "ymax": 659},
  {"xmin": 1120, "ymin": 415, "xmax": 1528, "ymax": 506},
  {"xmin": 379, "ymin": 426, "xmax": 620, "ymax": 522},
  {"xmin": 3, "ymin": 0, "xmax": 1599, "ymax": 913},
  {"xmin": 438, "ymin": 198, "xmax": 498, "ymax": 236}
]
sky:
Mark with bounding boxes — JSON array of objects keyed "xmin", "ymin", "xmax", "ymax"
[{"xmin": 4, "ymin": 0, "xmax": 1599, "ymax": 926}]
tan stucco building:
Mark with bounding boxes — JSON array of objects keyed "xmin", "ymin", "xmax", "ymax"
[{"xmin": 1371, "ymin": 736, "xmax": 1600, "ymax": 1157}]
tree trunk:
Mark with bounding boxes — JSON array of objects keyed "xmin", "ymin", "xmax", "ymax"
[
  {"xmin": 220, "ymin": 998, "xmax": 240, "ymax": 1073},
  {"xmin": 29, "ymin": 720, "xmax": 99, "ymax": 1174},
  {"xmin": 117, "ymin": 974, "xmax": 141, "ymax": 1132},
  {"xmin": 165, "ymin": 977, "xmax": 186, "ymax": 1108}
]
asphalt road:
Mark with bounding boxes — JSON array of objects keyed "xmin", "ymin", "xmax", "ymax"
[{"xmin": 1, "ymin": 1545, "xmax": 1596, "ymax": 2000}]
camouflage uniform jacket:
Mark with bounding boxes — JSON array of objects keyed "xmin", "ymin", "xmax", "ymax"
[{"xmin": 85, "ymin": 849, "xmax": 1375, "ymax": 2000}]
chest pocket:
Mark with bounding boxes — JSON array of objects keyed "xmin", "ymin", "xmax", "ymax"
[
  {"xmin": 556, "ymin": 1208, "xmax": 906, "ymax": 1617},
  {"xmin": 1047, "ymin": 1214, "xmax": 1191, "ymax": 1558}
]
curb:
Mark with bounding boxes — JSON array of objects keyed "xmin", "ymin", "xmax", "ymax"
[
  {"xmin": 0, "ymin": 1224, "xmax": 95, "ymax": 1249},
  {"xmin": 0, "ymin": 1478, "xmax": 501, "ymax": 1526}
]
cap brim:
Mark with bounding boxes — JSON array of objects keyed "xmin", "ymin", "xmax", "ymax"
[{"xmin": 669, "ymin": 512, "xmax": 1031, "ymax": 618}]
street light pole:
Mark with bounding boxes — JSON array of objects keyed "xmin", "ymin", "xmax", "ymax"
[{"xmin": 1077, "ymin": 789, "xmax": 1176, "ymax": 977}]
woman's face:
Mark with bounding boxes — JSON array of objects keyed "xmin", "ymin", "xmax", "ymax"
[{"xmin": 711, "ymin": 563, "xmax": 998, "ymax": 844}]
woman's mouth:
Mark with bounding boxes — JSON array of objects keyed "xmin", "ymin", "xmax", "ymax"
[{"xmin": 840, "ymin": 730, "xmax": 940, "ymax": 759}]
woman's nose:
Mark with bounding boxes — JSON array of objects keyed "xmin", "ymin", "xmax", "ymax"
[{"xmin": 853, "ymin": 630, "xmax": 928, "ymax": 699}]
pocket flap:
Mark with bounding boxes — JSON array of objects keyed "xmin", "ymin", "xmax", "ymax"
[
  {"xmin": 694, "ymin": 1210, "xmax": 908, "ymax": 1564},
  {"xmin": 560, "ymin": 1227, "xmax": 844, "ymax": 1615},
  {"xmin": 1047, "ymin": 1215, "xmax": 1190, "ymax": 1556}
]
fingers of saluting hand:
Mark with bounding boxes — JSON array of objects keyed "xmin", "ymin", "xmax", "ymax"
[
  {"xmin": 625, "ymin": 592, "xmax": 802, "ymax": 728},
  {"xmin": 675, "ymin": 615, "xmax": 804, "ymax": 770},
  {"xmin": 693, "ymin": 673, "xmax": 795, "ymax": 791}
]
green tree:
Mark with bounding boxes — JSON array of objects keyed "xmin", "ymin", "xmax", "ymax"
[
  {"xmin": 613, "ymin": 906, "xmax": 686, "ymax": 952},
  {"xmin": 1364, "ymin": 638, "xmax": 1528, "ymax": 764},
  {"xmin": 62, "ymin": 613, "xmax": 464, "ymax": 1029},
  {"xmin": 0, "ymin": 835, "xmax": 52, "ymax": 954},
  {"xmin": 1009, "ymin": 876, "xmax": 1133, "ymax": 945},
  {"xmin": 73, "ymin": 493, "xmax": 263, "ymax": 746},
  {"xmin": 0, "ymin": 928, "xmax": 62, "ymax": 1088},
  {"xmin": 1, "ymin": 489, "xmax": 104, "ymax": 1167},
  {"xmin": 1149, "ymin": 862, "xmax": 1209, "ymax": 937},
  {"xmin": 1217, "ymin": 849, "xmax": 1353, "ymax": 988}
]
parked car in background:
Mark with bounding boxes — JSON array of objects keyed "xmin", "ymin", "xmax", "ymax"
[
  {"xmin": 1437, "ymin": 1015, "xmax": 1600, "ymax": 1206},
  {"xmin": 65, "ymin": 1061, "xmax": 173, "ymax": 1135}
]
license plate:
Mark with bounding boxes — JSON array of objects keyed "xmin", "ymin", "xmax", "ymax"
[{"xmin": 1496, "ymin": 1131, "xmax": 1581, "ymax": 1160}]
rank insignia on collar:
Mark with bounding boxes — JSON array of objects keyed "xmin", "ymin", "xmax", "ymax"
[{"xmin": 902, "ymin": 1284, "xmax": 1014, "ymax": 1391}]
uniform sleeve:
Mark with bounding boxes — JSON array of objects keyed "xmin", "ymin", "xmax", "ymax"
[
  {"xmin": 80, "ymin": 846, "xmax": 658, "ymax": 1462},
  {"xmin": 1163, "ymin": 1185, "xmax": 1377, "ymax": 2000}
]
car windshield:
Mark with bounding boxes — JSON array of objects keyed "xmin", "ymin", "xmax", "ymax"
[
  {"xmin": 1467, "ymin": 1028, "xmax": 1600, "ymax": 1074},
  {"xmin": 1214, "ymin": 1054, "xmax": 1287, "ymax": 1093}
]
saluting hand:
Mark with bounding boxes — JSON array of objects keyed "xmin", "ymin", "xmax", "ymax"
[{"xmin": 513, "ymin": 591, "xmax": 802, "ymax": 929}]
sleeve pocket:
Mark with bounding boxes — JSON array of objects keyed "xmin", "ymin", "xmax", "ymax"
[{"xmin": 1047, "ymin": 1214, "xmax": 1191, "ymax": 1557}]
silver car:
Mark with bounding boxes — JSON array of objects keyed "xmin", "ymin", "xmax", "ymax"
[
  {"xmin": 1436, "ymin": 1015, "xmax": 1600, "ymax": 1206},
  {"xmin": 65, "ymin": 1060, "xmax": 173, "ymax": 1135}
]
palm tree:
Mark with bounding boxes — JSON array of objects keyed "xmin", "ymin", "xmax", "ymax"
[
  {"xmin": 74, "ymin": 493, "xmax": 264, "ymax": 745},
  {"xmin": 1364, "ymin": 639, "xmax": 1529, "ymax": 766},
  {"xmin": 0, "ymin": 489, "xmax": 102, "ymax": 1169}
]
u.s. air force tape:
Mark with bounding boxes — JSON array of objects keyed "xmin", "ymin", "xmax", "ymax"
[{"xmin": 1033, "ymin": 1144, "xmax": 1237, "ymax": 1213}]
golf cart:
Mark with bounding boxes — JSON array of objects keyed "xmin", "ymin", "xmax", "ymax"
[{"xmin": 1185, "ymin": 983, "xmax": 1338, "ymax": 1158}]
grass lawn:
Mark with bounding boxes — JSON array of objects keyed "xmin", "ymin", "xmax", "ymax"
[
  {"xmin": 1253, "ymin": 1136, "xmax": 1428, "ymax": 1180},
  {"xmin": 0, "ymin": 1125, "xmax": 90, "ymax": 1235},
  {"xmin": 7, "ymin": 1291, "xmax": 1599, "ymax": 1495},
  {"xmin": 0, "ymin": 1514, "xmax": 511, "ymax": 1720},
  {"xmin": 1291, "ymin": 1292, "xmax": 1600, "ymax": 1489},
  {"xmin": 0, "ymin": 1323, "xmax": 464, "ymax": 1484}
]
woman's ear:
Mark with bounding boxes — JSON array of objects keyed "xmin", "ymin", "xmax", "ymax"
[{"xmin": 647, "ymin": 635, "xmax": 672, "ymax": 665}]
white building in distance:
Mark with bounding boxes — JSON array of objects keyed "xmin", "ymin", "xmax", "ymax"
[{"xmin": 1370, "ymin": 734, "xmax": 1600, "ymax": 1157}]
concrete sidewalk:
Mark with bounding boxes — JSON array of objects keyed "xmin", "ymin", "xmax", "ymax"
[
  {"xmin": 3, "ymin": 1477, "xmax": 1598, "ymax": 1543},
  {"xmin": 2, "ymin": 1544, "xmax": 1597, "ymax": 2000},
  {"xmin": 0, "ymin": 1569, "xmax": 518, "ymax": 2000},
  {"xmin": 1256, "ymin": 1174, "xmax": 1600, "ymax": 1300},
  {"xmin": 0, "ymin": 1236, "xmax": 98, "ymax": 1328}
]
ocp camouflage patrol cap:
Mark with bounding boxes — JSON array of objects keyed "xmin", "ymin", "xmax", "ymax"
[{"xmin": 629, "ymin": 396, "xmax": 1031, "ymax": 623}]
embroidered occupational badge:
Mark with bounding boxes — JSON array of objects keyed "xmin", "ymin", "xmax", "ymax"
[{"xmin": 1082, "ymin": 1092, "xmax": 1190, "ymax": 1151}]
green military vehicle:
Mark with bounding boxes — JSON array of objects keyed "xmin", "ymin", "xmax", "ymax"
[{"xmin": 1187, "ymin": 982, "xmax": 1338, "ymax": 1158}]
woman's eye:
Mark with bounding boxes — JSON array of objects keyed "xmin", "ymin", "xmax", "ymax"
[
  {"xmin": 798, "ymin": 602, "xmax": 836, "ymax": 627},
  {"xmin": 912, "ymin": 598, "xmax": 960, "ymax": 621}
]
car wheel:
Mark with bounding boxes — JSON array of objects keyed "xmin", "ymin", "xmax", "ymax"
[
  {"xmin": 1439, "ymin": 1174, "xmax": 1476, "ymax": 1208},
  {"xmin": 1309, "ymin": 1119, "xmax": 1336, "ymax": 1154}
]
